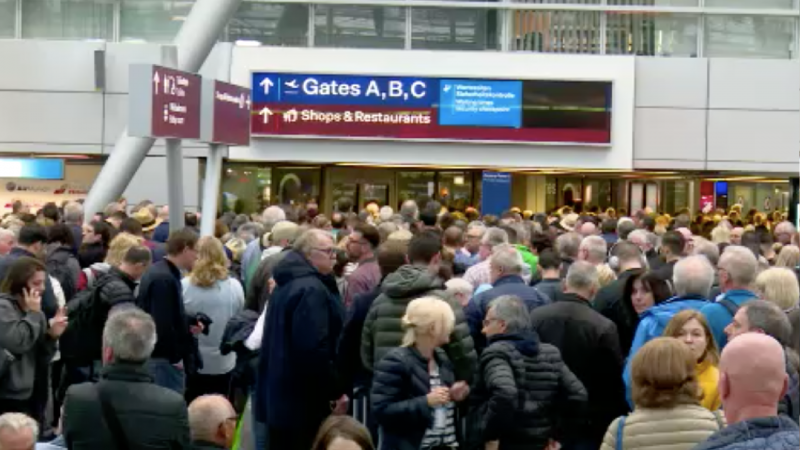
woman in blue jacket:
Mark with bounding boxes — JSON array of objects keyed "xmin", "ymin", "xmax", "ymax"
[{"xmin": 371, "ymin": 296, "xmax": 470, "ymax": 450}]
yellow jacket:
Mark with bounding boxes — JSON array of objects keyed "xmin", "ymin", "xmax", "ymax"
[{"xmin": 697, "ymin": 360, "xmax": 722, "ymax": 411}]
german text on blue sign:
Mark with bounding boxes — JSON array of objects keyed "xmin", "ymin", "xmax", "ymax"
[
  {"xmin": 439, "ymin": 80, "xmax": 522, "ymax": 128},
  {"xmin": 481, "ymin": 171, "xmax": 512, "ymax": 217},
  {"xmin": 252, "ymin": 73, "xmax": 435, "ymax": 107}
]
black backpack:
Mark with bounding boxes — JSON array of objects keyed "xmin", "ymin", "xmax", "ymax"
[{"xmin": 59, "ymin": 275, "xmax": 112, "ymax": 366}]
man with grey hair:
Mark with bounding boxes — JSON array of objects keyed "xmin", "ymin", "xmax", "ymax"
[
  {"xmin": 531, "ymin": 261, "xmax": 627, "ymax": 448},
  {"xmin": 188, "ymin": 395, "xmax": 237, "ymax": 449},
  {"xmin": 463, "ymin": 227, "xmax": 509, "ymax": 290},
  {"xmin": 578, "ymin": 235, "xmax": 607, "ymax": 266},
  {"xmin": 623, "ymin": 255, "xmax": 715, "ymax": 405},
  {"xmin": 774, "ymin": 221, "xmax": 797, "ymax": 246},
  {"xmin": 0, "ymin": 413, "xmax": 38, "ymax": 449},
  {"xmin": 627, "ymin": 229, "xmax": 662, "ymax": 271},
  {"xmin": 476, "ymin": 295, "xmax": 588, "ymax": 450},
  {"xmin": 467, "ymin": 244, "xmax": 550, "ymax": 352},
  {"xmin": 63, "ymin": 201, "xmax": 84, "ymax": 250},
  {"xmin": 0, "ymin": 228, "xmax": 15, "ymax": 256},
  {"xmin": 63, "ymin": 307, "xmax": 190, "ymax": 449},
  {"xmin": 616, "ymin": 218, "xmax": 636, "ymax": 241},
  {"xmin": 152, "ymin": 205, "xmax": 171, "ymax": 243},
  {"xmin": 692, "ymin": 237, "xmax": 720, "ymax": 268},
  {"xmin": 257, "ymin": 229, "xmax": 348, "ymax": 450},
  {"xmin": 555, "ymin": 232, "xmax": 582, "ymax": 279},
  {"xmin": 241, "ymin": 206, "xmax": 286, "ymax": 289},
  {"xmin": 456, "ymin": 221, "xmax": 486, "ymax": 269},
  {"xmin": 399, "ymin": 199, "xmax": 418, "ymax": 225},
  {"xmin": 700, "ymin": 245, "xmax": 759, "ymax": 349}
]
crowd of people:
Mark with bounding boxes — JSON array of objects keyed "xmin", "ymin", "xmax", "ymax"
[{"xmin": 0, "ymin": 196, "xmax": 798, "ymax": 450}]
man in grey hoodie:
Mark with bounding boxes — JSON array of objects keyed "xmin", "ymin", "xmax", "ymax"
[{"xmin": 361, "ymin": 231, "xmax": 477, "ymax": 384}]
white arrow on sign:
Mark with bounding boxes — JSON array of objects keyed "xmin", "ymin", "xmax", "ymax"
[
  {"xmin": 260, "ymin": 78, "xmax": 274, "ymax": 95},
  {"xmin": 259, "ymin": 107, "xmax": 273, "ymax": 124},
  {"xmin": 153, "ymin": 72, "xmax": 161, "ymax": 95}
]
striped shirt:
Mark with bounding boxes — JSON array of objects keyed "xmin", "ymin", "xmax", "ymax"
[{"xmin": 420, "ymin": 360, "xmax": 458, "ymax": 449}]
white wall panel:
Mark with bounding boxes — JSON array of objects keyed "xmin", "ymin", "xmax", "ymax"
[
  {"xmin": 104, "ymin": 43, "xmax": 165, "ymax": 94},
  {"xmin": 124, "ymin": 156, "xmax": 200, "ymax": 209},
  {"xmin": 634, "ymin": 108, "xmax": 707, "ymax": 160},
  {"xmin": 0, "ymin": 92, "xmax": 103, "ymax": 144},
  {"xmin": 707, "ymin": 110, "xmax": 799, "ymax": 163},
  {"xmin": 708, "ymin": 59, "xmax": 800, "ymax": 111},
  {"xmin": 0, "ymin": 41, "xmax": 102, "ymax": 92},
  {"xmin": 635, "ymin": 59, "xmax": 708, "ymax": 109}
]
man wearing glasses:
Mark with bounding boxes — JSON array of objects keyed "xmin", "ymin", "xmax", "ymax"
[
  {"xmin": 256, "ymin": 229, "xmax": 348, "ymax": 450},
  {"xmin": 455, "ymin": 222, "xmax": 486, "ymax": 270}
]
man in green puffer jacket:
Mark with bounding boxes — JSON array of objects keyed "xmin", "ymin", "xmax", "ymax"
[{"xmin": 361, "ymin": 232, "xmax": 477, "ymax": 384}]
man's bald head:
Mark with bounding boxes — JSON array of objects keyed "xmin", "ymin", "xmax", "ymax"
[
  {"xmin": 719, "ymin": 333, "xmax": 788, "ymax": 425},
  {"xmin": 188, "ymin": 395, "xmax": 236, "ymax": 447},
  {"xmin": 579, "ymin": 222, "xmax": 598, "ymax": 237}
]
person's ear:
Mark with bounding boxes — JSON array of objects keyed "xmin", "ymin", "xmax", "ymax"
[
  {"xmin": 719, "ymin": 372, "xmax": 730, "ymax": 401},
  {"xmin": 780, "ymin": 374, "xmax": 789, "ymax": 399}
]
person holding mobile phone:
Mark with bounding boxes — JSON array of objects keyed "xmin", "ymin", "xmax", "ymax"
[{"xmin": 0, "ymin": 257, "xmax": 68, "ymax": 417}]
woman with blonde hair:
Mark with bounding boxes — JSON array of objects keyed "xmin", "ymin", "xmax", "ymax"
[
  {"xmin": 755, "ymin": 267, "xmax": 800, "ymax": 311},
  {"xmin": 602, "ymin": 338, "xmax": 724, "ymax": 450},
  {"xmin": 663, "ymin": 311, "xmax": 721, "ymax": 411},
  {"xmin": 710, "ymin": 225, "xmax": 730, "ymax": 245},
  {"xmin": 78, "ymin": 232, "xmax": 144, "ymax": 290},
  {"xmin": 371, "ymin": 297, "xmax": 470, "ymax": 450},
  {"xmin": 775, "ymin": 245, "xmax": 800, "ymax": 269},
  {"xmin": 182, "ymin": 236, "xmax": 244, "ymax": 402}
]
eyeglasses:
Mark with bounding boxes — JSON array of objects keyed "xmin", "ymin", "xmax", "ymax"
[
  {"xmin": 482, "ymin": 318, "xmax": 501, "ymax": 327},
  {"xmin": 313, "ymin": 247, "xmax": 335, "ymax": 257}
]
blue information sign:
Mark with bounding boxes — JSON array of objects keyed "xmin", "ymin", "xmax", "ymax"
[
  {"xmin": 481, "ymin": 171, "xmax": 512, "ymax": 216},
  {"xmin": 0, "ymin": 158, "xmax": 64, "ymax": 180},
  {"xmin": 252, "ymin": 73, "xmax": 435, "ymax": 107},
  {"xmin": 439, "ymin": 80, "xmax": 523, "ymax": 128}
]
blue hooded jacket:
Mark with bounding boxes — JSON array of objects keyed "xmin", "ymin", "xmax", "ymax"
[
  {"xmin": 699, "ymin": 289, "xmax": 759, "ymax": 350},
  {"xmin": 624, "ymin": 295, "xmax": 709, "ymax": 407}
]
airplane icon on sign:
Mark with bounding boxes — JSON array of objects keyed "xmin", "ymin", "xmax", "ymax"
[{"xmin": 285, "ymin": 80, "xmax": 299, "ymax": 89}]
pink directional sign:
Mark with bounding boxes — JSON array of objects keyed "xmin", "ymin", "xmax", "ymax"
[
  {"xmin": 200, "ymin": 80, "xmax": 251, "ymax": 146},
  {"xmin": 129, "ymin": 64, "xmax": 201, "ymax": 140}
]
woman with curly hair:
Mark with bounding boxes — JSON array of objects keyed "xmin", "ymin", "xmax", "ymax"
[{"xmin": 182, "ymin": 236, "xmax": 244, "ymax": 403}]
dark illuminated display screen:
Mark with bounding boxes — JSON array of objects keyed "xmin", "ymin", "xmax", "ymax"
[{"xmin": 251, "ymin": 72, "xmax": 612, "ymax": 144}]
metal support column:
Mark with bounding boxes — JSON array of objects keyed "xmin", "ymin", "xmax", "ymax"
[
  {"xmin": 83, "ymin": 0, "xmax": 243, "ymax": 223},
  {"xmin": 200, "ymin": 144, "xmax": 224, "ymax": 236},
  {"xmin": 789, "ymin": 177, "xmax": 799, "ymax": 227},
  {"xmin": 166, "ymin": 139, "xmax": 186, "ymax": 230}
]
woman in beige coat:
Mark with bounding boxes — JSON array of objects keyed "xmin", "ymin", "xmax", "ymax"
[{"xmin": 601, "ymin": 338, "xmax": 725, "ymax": 450}]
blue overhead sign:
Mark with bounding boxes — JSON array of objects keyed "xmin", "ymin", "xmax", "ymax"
[
  {"xmin": 0, "ymin": 158, "xmax": 64, "ymax": 180},
  {"xmin": 439, "ymin": 79, "xmax": 522, "ymax": 128},
  {"xmin": 252, "ymin": 73, "xmax": 435, "ymax": 107}
]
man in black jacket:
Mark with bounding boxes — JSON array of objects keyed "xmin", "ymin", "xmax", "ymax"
[
  {"xmin": 530, "ymin": 261, "xmax": 629, "ymax": 449},
  {"xmin": 473, "ymin": 295, "xmax": 587, "ymax": 450},
  {"xmin": 62, "ymin": 307, "xmax": 191, "ymax": 449},
  {"xmin": 136, "ymin": 228, "xmax": 200, "ymax": 394},
  {"xmin": 256, "ymin": 229, "xmax": 347, "ymax": 450},
  {"xmin": 60, "ymin": 245, "xmax": 152, "ymax": 391}
]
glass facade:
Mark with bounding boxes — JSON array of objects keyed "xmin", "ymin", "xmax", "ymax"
[
  {"xmin": 227, "ymin": 3, "xmax": 308, "ymax": 46},
  {"xmin": 315, "ymin": 5, "xmax": 405, "ymax": 49},
  {"xmin": 120, "ymin": 0, "xmax": 196, "ymax": 43},
  {"xmin": 22, "ymin": 0, "xmax": 114, "ymax": 40},
  {"xmin": 0, "ymin": 0, "xmax": 14, "ymax": 38},
  {"xmin": 0, "ymin": 0, "xmax": 797, "ymax": 60}
]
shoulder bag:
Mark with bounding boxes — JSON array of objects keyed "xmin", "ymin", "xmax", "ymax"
[{"xmin": 96, "ymin": 382, "xmax": 131, "ymax": 450}]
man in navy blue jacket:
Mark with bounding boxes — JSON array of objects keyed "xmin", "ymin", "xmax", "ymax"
[
  {"xmin": 136, "ymin": 228, "xmax": 199, "ymax": 395},
  {"xmin": 467, "ymin": 244, "xmax": 550, "ymax": 353},
  {"xmin": 255, "ymin": 229, "xmax": 346, "ymax": 450}
]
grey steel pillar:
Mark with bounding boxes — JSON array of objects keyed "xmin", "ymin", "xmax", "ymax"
[
  {"xmin": 83, "ymin": 0, "xmax": 243, "ymax": 223},
  {"xmin": 200, "ymin": 144, "xmax": 224, "ymax": 236},
  {"xmin": 166, "ymin": 139, "xmax": 186, "ymax": 230}
]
